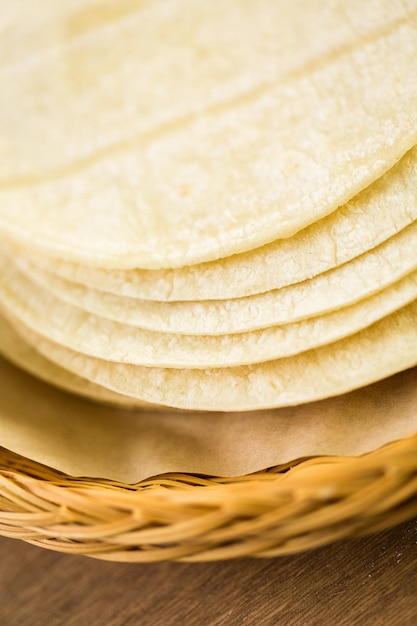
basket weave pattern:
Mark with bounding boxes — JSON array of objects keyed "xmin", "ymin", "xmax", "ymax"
[{"xmin": 1, "ymin": 434, "xmax": 417, "ymax": 562}]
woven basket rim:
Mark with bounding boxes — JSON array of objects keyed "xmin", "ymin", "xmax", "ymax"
[
  {"xmin": 2, "ymin": 429, "xmax": 417, "ymax": 485},
  {"xmin": 1, "ymin": 432, "xmax": 417, "ymax": 562}
]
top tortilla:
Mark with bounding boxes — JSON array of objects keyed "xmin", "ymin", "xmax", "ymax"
[
  {"xmin": 18, "ymin": 145, "xmax": 417, "ymax": 301},
  {"xmin": 0, "ymin": 1, "xmax": 417, "ymax": 269}
]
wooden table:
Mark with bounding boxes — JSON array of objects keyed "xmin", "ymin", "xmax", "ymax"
[{"xmin": 0, "ymin": 518, "xmax": 416, "ymax": 626}]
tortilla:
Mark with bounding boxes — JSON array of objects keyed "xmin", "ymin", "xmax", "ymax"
[
  {"xmin": 18, "ymin": 145, "xmax": 417, "ymax": 301},
  {"xmin": 1, "ymin": 2, "xmax": 417, "ymax": 268},
  {"xmin": 0, "ymin": 246, "xmax": 417, "ymax": 368},
  {"xmin": 14, "ymin": 220, "xmax": 417, "ymax": 335},
  {"xmin": 9, "ymin": 300, "xmax": 417, "ymax": 411},
  {"xmin": 2, "ymin": 242, "xmax": 417, "ymax": 367},
  {"xmin": 0, "ymin": 313, "xmax": 149, "ymax": 408}
]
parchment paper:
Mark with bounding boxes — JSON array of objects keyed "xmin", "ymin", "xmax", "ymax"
[{"xmin": 0, "ymin": 357, "xmax": 416, "ymax": 483}]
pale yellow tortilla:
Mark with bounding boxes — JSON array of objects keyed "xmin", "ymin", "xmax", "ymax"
[
  {"xmin": 9, "ymin": 301, "xmax": 417, "ymax": 412},
  {"xmin": 2, "ymin": 250, "xmax": 417, "ymax": 368},
  {"xmin": 0, "ymin": 1, "xmax": 90, "ymax": 70},
  {"xmin": 20, "ymin": 145, "xmax": 417, "ymax": 301},
  {"xmin": 0, "ymin": 313, "xmax": 149, "ymax": 408},
  {"xmin": 1, "ymin": 2, "xmax": 417, "ymax": 268},
  {"xmin": 15, "ymin": 219, "xmax": 417, "ymax": 335},
  {"xmin": 0, "ymin": 355, "xmax": 416, "ymax": 483}
]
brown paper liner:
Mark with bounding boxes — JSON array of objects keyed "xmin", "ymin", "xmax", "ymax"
[{"xmin": 1, "ymin": 357, "xmax": 416, "ymax": 483}]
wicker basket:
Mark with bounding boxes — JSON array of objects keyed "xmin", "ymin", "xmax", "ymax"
[{"xmin": 1, "ymin": 432, "xmax": 417, "ymax": 563}]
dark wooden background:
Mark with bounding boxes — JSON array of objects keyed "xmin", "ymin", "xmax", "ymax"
[{"xmin": 0, "ymin": 518, "xmax": 416, "ymax": 626}]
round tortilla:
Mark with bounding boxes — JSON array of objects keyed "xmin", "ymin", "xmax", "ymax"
[
  {"xmin": 0, "ymin": 313, "xmax": 148, "ymax": 408},
  {"xmin": 19, "ymin": 145, "xmax": 417, "ymax": 301},
  {"xmin": 13, "ymin": 220, "xmax": 417, "ymax": 335},
  {"xmin": 8, "ymin": 300, "xmax": 417, "ymax": 411},
  {"xmin": 2, "ymin": 247, "xmax": 417, "ymax": 368},
  {"xmin": 1, "ymin": 2, "xmax": 417, "ymax": 268}
]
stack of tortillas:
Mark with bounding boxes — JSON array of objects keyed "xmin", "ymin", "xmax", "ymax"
[{"xmin": 1, "ymin": 0, "xmax": 417, "ymax": 416}]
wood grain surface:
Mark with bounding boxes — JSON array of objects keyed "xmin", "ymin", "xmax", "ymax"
[{"xmin": 0, "ymin": 519, "xmax": 416, "ymax": 626}]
